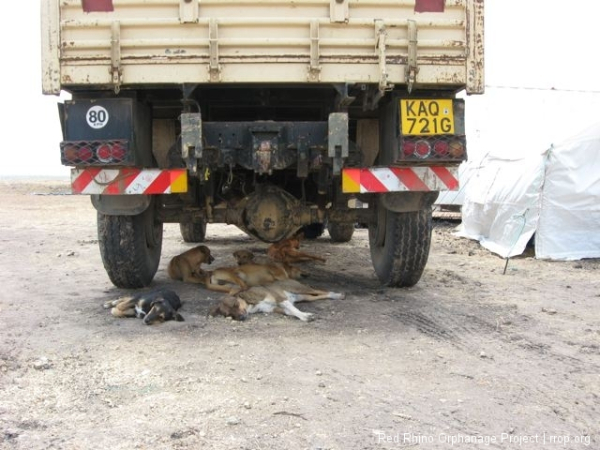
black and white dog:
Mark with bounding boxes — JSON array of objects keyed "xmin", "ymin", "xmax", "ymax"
[{"xmin": 103, "ymin": 288, "xmax": 184, "ymax": 325}]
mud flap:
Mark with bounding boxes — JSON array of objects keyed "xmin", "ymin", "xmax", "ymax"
[
  {"xmin": 92, "ymin": 194, "xmax": 151, "ymax": 216},
  {"xmin": 381, "ymin": 191, "xmax": 439, "ymax": 213}
]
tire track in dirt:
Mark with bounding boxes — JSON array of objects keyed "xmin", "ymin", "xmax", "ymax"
[{"xmin": 385, "ymin": 298, "xmax": 599, "ymax": 439}]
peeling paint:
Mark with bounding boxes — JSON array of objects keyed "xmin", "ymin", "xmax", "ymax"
[{"xmin": 46, "ymin": 0, "xmax": 483, "ymax": 93}]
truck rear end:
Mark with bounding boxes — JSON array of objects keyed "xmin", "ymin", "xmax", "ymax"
[{"xmin": 41, "ymin": 0, "xmax": 484, "ymax": 288}]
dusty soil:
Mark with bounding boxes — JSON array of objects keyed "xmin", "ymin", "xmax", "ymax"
[{"xmin": 0, "ymin": 179, "xmax": 598, "ymax": 450}]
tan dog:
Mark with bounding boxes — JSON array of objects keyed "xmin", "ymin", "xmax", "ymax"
[
  {"xmin": 200, "ymin": 262, "xmax": 303, "ymax": 294},
  {"xmin": 232, "ymin": 249, "xmax": 272, "ymax": 266},
  {"xmin": 267, "ymin": 234, "xmax": 326, "ymax": 264},
  {"xmin": 168, "ymin": 245, "xmax": 215, "ymax": 283},
  {"xmin": 209, "ymin": 279, "xmax": 344, "ymax": 322},
  {"xmin": 233, "ymin": 249, "xmax": 308, "ymax": 279}
]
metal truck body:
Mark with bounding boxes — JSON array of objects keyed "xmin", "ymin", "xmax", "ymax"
[{"xmin": 41, "ymin": 0, "xmax": 484, "ymax": 288}]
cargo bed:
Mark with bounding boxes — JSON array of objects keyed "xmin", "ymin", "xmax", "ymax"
[{"xmin": 42, "ymin": 0, "xmax": 484, "ymax": 95}]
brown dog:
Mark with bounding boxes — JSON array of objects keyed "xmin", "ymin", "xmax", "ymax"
[
  {"xmin": 232, "ymin": 249, "xmax": 272, "ymax": 266},
  {"xmin": 210, "ymin": 279, "xmax": 344, "ymax": 322},
  {"xmin": 168, "ymin": 245, "xmax": 215, "ymax": 283},
  {"xmin": 233, "ymin": 249, "xmax": 308, "ymax": 279},
  {"xmin": 200, "ymin": 262, "xmax": 303, "ymax": 294},
  {"xmin": 267, "ymin": 234, "xmax": 326, "ymax": 264}
]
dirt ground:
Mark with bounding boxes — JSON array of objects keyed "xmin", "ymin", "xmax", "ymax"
[{"xmin": 0, "ymin": 179, "xmax": 598, "ymax": 450}]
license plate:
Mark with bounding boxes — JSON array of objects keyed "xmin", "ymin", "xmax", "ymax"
[{"xmin": 400, "ymin": 99, "xmax": 454, "ymax": 135}]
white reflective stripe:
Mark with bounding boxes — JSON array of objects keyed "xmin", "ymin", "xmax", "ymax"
[
  {"xmin": 80, "ymin": 169, "xmax": 120, "ymax": 194},
  {"xmin": 430, "ymin": 169, "xmax": 446, "ymax": 189},
  {"xmin": 419, "ymin": 167, "xmax": 451, "ymax": 190},
  {"xmin": 124, "ymin": 170, "xmax": 161, "ymax": 194},
  {"xmin": 371, "ymin": 168, "xmax": 406, "ymax": 192},
  {"xmin": 414, "ymin": 167, "xmax": 441, "ymax": 190}
]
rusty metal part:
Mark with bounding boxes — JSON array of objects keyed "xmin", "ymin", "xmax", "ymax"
[
  {"xmin": 181, "ymin": 112, "xmax": 202, "ymax": 160},
  {"xmin": 157, "ymin": 186, "xmax": 376, "ymax": 241},
  {"xmin": 159, "ymin": 203, "xmax": 372, "ymax": 228},
  {"xmin": 181, "ymin": 112, "xmax": 203, "ymax": 176},
  {"xmin": 406, "ymin": 20, "xmax": 418, "ymax": 94},
  {"xmin": 242, "ymin": 185, "xmax": 303, "ymax": 242},
  {"xmin": 328, "ymin": 113, "xmax": 348, "ymax": 175},
  {"xmin": 201, "ymin": 121, "xmax": 329, "ymax": 173},
  {"xmin": 254, "ymin": 138, "xmax": 275, "ymax": 175},
  {"xmin": 110, "ymin": 22, "xmax": 121, "ymax": 94}
]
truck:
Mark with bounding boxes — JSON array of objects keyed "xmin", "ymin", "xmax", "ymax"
[{"xmin": 41, "ymin": 0, "xmax": 484, "ymax": 289}]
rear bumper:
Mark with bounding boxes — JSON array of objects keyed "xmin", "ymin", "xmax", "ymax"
[
  {"xmin": 71, "ymin": 168, "xmax": 187, "ymax": 195},
  {"xmin": 342, "ymin": 166, "xmax": 458, "ymax": 193}
]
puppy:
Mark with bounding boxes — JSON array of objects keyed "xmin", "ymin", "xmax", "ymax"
[
  {"xmin": 168, "ymin": 245, "xmax": 215, "ymax": 283},
  {"xmin": 103, "ymin": 288, "xmax": 184, "ymax": 325},
  {"xmin": 210, "ymin": 279, "xmax": 344, "ymax": 322},
  {"xmin": 201, "ymin": 262, "xmax": 304, "ymax": 294},
  {"xmin": 267, "ymin": 233, "xmax": 326, "ymax": 264}
]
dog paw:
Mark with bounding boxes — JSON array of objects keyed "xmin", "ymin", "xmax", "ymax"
[
  {"xmin": 102, "ymin": 301, "xmax": 113, "ymax": 309},
  {"xmin": 301, "ymin": 313, "xmax": 316, "ymax": 322}
]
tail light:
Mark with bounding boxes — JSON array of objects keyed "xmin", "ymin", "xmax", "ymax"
[
  {"xmin": 60, "ymin": 140, "xmax": 131, "ymax": 166},
  {"xmin": 399, "ymin": 135, "xmax": 466, "ymax": 163},
  {"xmin": 96, "ymin": 144, "xmax": 112, "ymax": 162},
  {"xmin": 63, "ymin": 144, "xmax": 93, "ymax": 163},
  {"xmin": 414, "ymin": 140, "xmax": 432, "ymax": 158}
]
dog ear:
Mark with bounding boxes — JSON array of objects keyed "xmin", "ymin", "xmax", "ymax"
[{"xmin": 208, "ymin": 304, "xmax": 222, "ymax": 317}]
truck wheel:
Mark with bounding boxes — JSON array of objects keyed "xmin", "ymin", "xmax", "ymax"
[
  {"xmin": 179, "ymin": 221, "xmax": 207, "ymax": 243},
  {"xmin": 327, "ymin": 222, "xmax": 355, "ymax": 243},
  {"xmin": 368, "ymin": 206, "xmax": 432, "ymax": 287},
  {"xmin": 97, "ymin": 204, "xmax": 163, "ymax": 289}
]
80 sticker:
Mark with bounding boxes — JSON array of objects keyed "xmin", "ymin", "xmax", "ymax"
[{"xmin": 86, "ymin": 105, "xmax": 109, "ymax": 129}]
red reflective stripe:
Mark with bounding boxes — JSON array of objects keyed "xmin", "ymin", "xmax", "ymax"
[
  {"xmin": 430, "ymin": 166, "xmax": 459, "ymax": 190},
  {"xmin": 104, "ymin": 168, "xmax": 138, "ymax": 195},
  {"xmin": 82, "ymin": 0, "xmax": 114, "ymax": 12},
  {"xmin": 392, "ymin": 168, "xmax": 430, "ymax": 191},
  {"xmin": 146, "ymin": 171, "xmax": 172, "ymax": 193},
  {"xmin": 359, "ymin": 169, "xmax": 389, "ymax": 192},
  {"xmin": 72, "ymin": 168, "xmax": 101, "ymax": 193},
  {"xmin": 415, "ymin": 0, "xmax": 444, "ymax": 13}
]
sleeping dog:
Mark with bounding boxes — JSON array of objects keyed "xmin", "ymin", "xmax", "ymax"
[
  {"xmin": 199, "ymin": 261, "xmax": 305, "ymax": 294},
  {"xmin": 103, "ymin": 288, "xmax": 184, "ymax": 325},
  {"xmin": 267, "ymin": 233, "xmax": 326, "ymax": 264},
  {"xmin": 209, "ymin": 279, "xmax": 344, "ymax": 322},
  {"xmin": 232, "ymin": 249, "xmax": 272, "ymax": 266}
]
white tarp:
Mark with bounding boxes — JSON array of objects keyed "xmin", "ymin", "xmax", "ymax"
[{"xmin": 457, "ymin": 122, "xmax": 600, "ymax": 260}]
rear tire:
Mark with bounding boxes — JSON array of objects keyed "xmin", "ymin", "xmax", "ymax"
[
  {"xmin": 368, "ymin": 205, "xmax": 432, "ymax": 287},
  {"xmin": 327, "ymin": 222, "xmax": 355, "ymax": 243},
  {"xmin": 98, "ymin": 202, "xmax": 163, "ymax": 289},
  {"xmin": 179, "ymin": 221, "xmax": 207, "ymax": 243}
]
